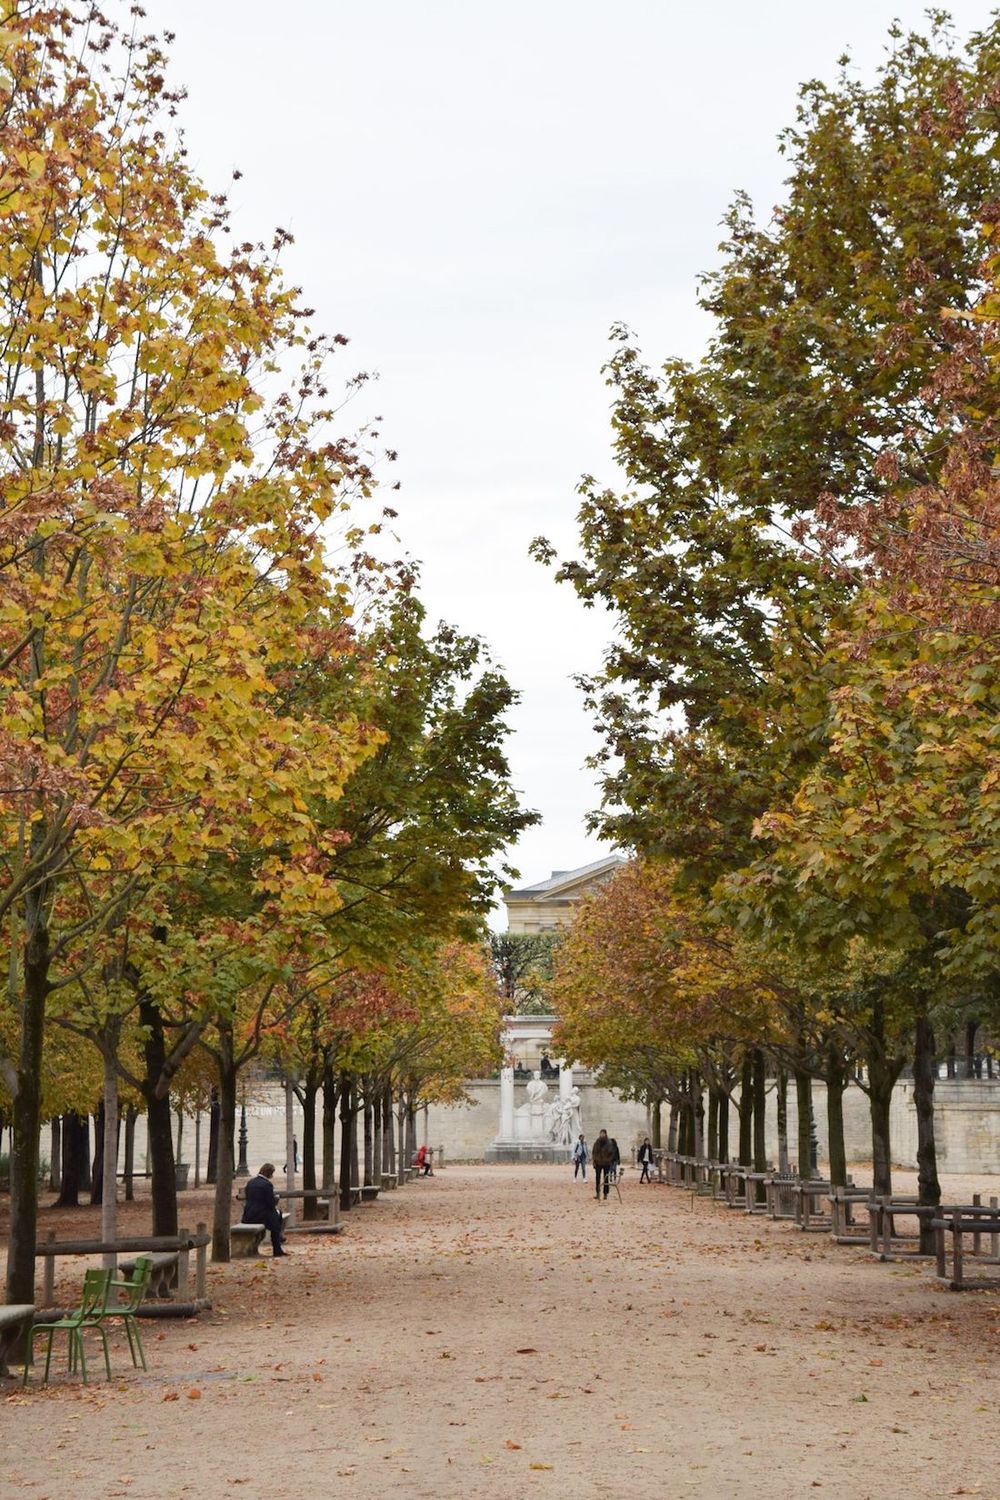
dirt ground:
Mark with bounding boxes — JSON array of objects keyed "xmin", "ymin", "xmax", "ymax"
[{"xmin": 2, "ymin": 1162, "xmax": 1000, "ymax": 1500}]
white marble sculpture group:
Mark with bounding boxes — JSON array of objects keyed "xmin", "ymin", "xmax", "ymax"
[{"xmin": 503, "ymin": 1068, "xmax": 581, "ymax": 1146}]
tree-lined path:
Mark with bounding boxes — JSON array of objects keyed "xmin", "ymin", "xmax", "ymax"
[{"xmin": 4, "ymin": 1165, "xmax": 1000, "ymax": 1498}]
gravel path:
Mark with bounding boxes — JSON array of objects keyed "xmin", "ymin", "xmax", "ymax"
[{"xmin": 3, "ymin": 1163, "xmax": 1000, "ymax": 1498}]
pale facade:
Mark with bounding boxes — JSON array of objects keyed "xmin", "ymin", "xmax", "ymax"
[{"xmin": 502, "ymin": 855, "xmax": 626, "ymax": 934}]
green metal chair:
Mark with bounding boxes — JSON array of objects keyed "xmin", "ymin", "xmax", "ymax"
[
  {"xmin": 25, "ymin": 1267, "xmax": 113, "ymax": 1386},
  {"xmin": 109, "ymin": 1255, "xmax": 152, "ymax": 1371}
]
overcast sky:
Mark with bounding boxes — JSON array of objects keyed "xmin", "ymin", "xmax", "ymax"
[{"xmin": 143, "ymin": 0, "xmax": 996, "ymax": 906}]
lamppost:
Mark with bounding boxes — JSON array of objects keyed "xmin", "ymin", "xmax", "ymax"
[{"xmin": 235, "ymin": 1103, "xmax": 250, "ymax": 1178}]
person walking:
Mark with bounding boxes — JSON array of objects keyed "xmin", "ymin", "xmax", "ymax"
[
  {"xmin": 609, "ymin": 1136, "xmax": 621, "ymax": 1183},
  {"xmin": 241, "ymin": 1162, "xmax": 288, "ymax": 1257},
  {"xmin": 591, "ymin": 1129, "xmax": 614, "ymax": 1201},
  {"xmin": 572, "ymin": 1134, "xmax": 589, "ymax": 1180},
  {"xmin": 637, "ymin": 1136, "xmax": 654, "ymax": 1183}
]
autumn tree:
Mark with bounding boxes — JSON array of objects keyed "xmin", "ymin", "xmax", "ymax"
[
  {"xmin": 490, "ymin": 932, "xmax": 558, "ymax": 1016},
  {"xmin": 0, "ymin": 4, "xmax": 382, "ymax": 1301},
  {"xmin": 551, "ymin": 862, "xmax": 782, "ymax": 1158},
  {"xmin": 533, "ymin": 15, "xmax": 1000, "ymax": 877}
]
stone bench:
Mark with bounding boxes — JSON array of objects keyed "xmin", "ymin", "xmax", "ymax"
[
  {"xmin": 0, "ymin": 1305, "xmax": 35, "ymax": 1375},
  {"xmin": 231, "ymin": 1224, "xmax": 268, "ymax": 1258},
  {"xmin": 119, "ymin": 1252, "xmax": 179, "ymax": 1300},
  {"xmin": 231, "ymin": 1212, "xmax": 291, "ymax": 1257}
]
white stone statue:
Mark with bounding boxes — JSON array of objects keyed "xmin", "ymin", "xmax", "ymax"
[
  {"xmin": 513, "ymin": 1071, "xmax": 551, "ymax": 1142},
  {"xmin": 547, "ymin": 1086, "xmax": 583, "ymax": 1146}
]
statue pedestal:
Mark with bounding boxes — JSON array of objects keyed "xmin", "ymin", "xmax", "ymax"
[{"xmin": 484, "ymin": 1140, "xmax": 574, "ymax": 1164}]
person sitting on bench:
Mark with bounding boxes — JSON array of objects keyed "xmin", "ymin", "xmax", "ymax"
[
  {"xmin": 242, "ymin": 1162, "xmax": 288, "ymax": 1257},
  {"xmin": 414, "ymin": 1144, "xmax": 434, "ymax": 1176}
]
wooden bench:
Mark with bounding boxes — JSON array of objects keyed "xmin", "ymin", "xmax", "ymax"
[
  {"xmin": 742, "ymin": 1170, "xmax": 771, "ymax": 1215},
  {"xmin": 829, "ymin": 1186, "xmax": 872, "ymax": 1243},
  {"xmin": 868, "ymin": 1196, "xmax": 936, "ymax": 1260},
  {"xmin": 0, "ymin": 1305, "xmax": 35, "ymax": 1375},
  {"xmin": 37, "ymin": 1227, "xmax": 210, "ymax": 1314},
  {"xmin": 708, "ymin": 1161, "xmax": 729, "ymax": 1201},
  {"xmin": 788, "ymin": 1178, "xmax": 834, "ymax": 1232},
  {"xmin": 721, "ymin": 1164, "xmax": 748, "ymax": 1208},
  {"xmin": 934, "ymin": 1204, "xmax": 1000, "ymax": 1290}
]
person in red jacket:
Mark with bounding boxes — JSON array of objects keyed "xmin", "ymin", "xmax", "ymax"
[{"xmin": 414, "ymin": 1144, "xmax": 433, "ymax": 1176}]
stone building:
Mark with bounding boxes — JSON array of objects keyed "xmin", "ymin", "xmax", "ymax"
[{"xmin": 503, "ymin": 855, "xmax": 626, "ymax": 935}]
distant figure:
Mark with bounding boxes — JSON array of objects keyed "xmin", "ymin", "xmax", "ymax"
[
  {"xmin": 540, "ymin": 1054, "xmax": 557, "ymax": 1079},
  {"xmin": 415, "ymin": 1144, "xmax": 433, "ymax": 1176},
  {"xmin": 609, "ymin": 1137, "xmax": 621, "ymax": 1184},
  {"xmin": 638, "ymin": 1136, "xmax": 654, "ymax": 1184},
  {"xmin": 591, "ymin": 1130, "xmax": 614, "ymax": 1201},
  {"xmin": 283, "ymin": 1137, "xmax": 299, "ymax": 1174},
  {"xmin": 242, "ymin": 1162, "xmax": 287, "ymax": 1257},
  {"xmin": 573, "ymin": 1133, "xmax": 589, "ymax": 1180}
]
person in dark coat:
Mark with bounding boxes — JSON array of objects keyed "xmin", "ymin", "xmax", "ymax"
[
  {"xmin": 242, "ymin": 1162, "xmax": 287, "ymax": 1257},
  {"xmin": 637, "ymin": 1136, "xmax": 654, "ymax": 1183},
  {"xmin": 609, "ymin": 1136, "xmax": 621, "ymax": 1183},
  {"xmin": 591, "ymin": 1130, "xmax": 614, "ymax": 1201}
]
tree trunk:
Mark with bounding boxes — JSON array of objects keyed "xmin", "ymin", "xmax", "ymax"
[
  {"xmin": 404, "ymin": 1097, "xmax": 417, "ymax": 1166},
  {"xmin": 397, "ymin": 1093, "xmax": 406, "ymax": 1183},
  {"xmin": 56, "ymin": 1111, "xmax": 84, "ymax": 1208},
  {"xmin": 750, "ymin": 1050, "xmax": 769, "ymax": 1202},
  {"xmin": 339, "ymin": 1073, "xmax": 355, "ymax": 1212},
  {"xmin": 90, "ymin": 1100, "xmax": 105, "ymax": 1205},
  {"xmin": 206, "ymin": 1088, "xmax": 220, "ymax": 1184},
  {"xmin": 6, "ymin": 887, "xmax": 50, "ymax": 1305},
  {"xmin": 707, "ymin": 1089, "xmax": 719, "ymax": 1163},
  {"xmin": 363, "ymin": 1088, "xmax": 374, "ymax": 1187},
  {"xmin": 322, "ymin": 1064, "xmax": 338, "ymax": 1190},
  {"xmin": 383, "ymin": 1087, "xmax": 395, "ymax": 1179},
  {"xmin": 211, "ymin": 1037, "xmax": 238, "ymax": 1263},
  {"xmin": 667, "ymin": 1099, "xmax": 679, "ymax": 1152},
  {"xmin": 80, "ymin": 1115, "xmax": 92, "ymax": 1194},
  {"xmin": 965, "ymin": 1018, "xmax": 979, "ymax": 1079},
  {"xmin": 301, "ymin": 1076, "xmax": 318, "ymax": 1220},
  {"xmin": 123, "ymin": 1106, "xmax": 137, "ymax": 1202},
  {"xmin": 825, "ymin": 1046, "xmax": 848, "ymax": 1188},
  {"xmin": 139, "ymin": 996, "xmax": 177, "ymax": 1236},
  {"xmin": 692, "ymin": 1073, "xmax": 705, "ymax": 1158},
  {"xmin": 737, "ymin": 1054, "xmax": 753, "ymax": 1166},
  {"xmin": 48, "ymin": 1117, "xmax": 61, "ymax": 1192},
  {"xmin": 794, "ymin": 1066, "xmax": 814, "ymax": 1179},
  {"xmin": 718, "ymin": 1090, "xmax": 730, "ymax": 1164},
  {"xmin": 913, "ymin": 1013, "xmax": 941, "ymax": 1253},
  {"xmin": 869, "ymin": 1076, "xmax": 894, "ymax": 1197},
  {"xmin": 776, "ymin": 1067, "xmax": 789, "ymax": 1174},
  {"xmin": 372, "ymin": 1085, "xmax": 383, "ymax": 1187},
  {"xmin": 100, "ymin": 1051, "xmax": 119, "ymax": 1267},
  {"xmin": 175, "ymin": 1106, "xmax": 184, "ymax": 1166},
  {"xmin": 650, "ymin": 1094, "xmax": 663, "ymax": 1150}
]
